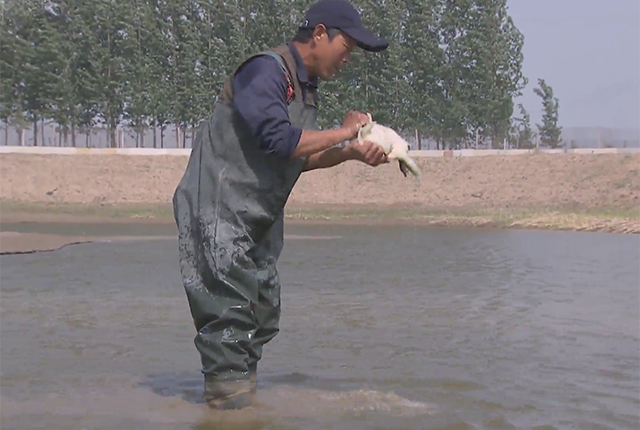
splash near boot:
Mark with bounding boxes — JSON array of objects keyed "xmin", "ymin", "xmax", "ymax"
[
  {"xmin": 204, "ymin": 378, "xmax": 255, "ymax": 410},
  {"xmin": 357, "ymin": 113, "xmax": 420, "ymax": 179}
]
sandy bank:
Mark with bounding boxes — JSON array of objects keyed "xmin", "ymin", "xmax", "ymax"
[{"xmin": 1, "ymin": 152, "xmax": 638, "ymax": 236}]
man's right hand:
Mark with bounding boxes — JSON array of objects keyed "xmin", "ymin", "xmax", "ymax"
[
  {"xmin": 290, "ymin": 111, "xmax": 370, "ymax": 159},
  {"xmin": 342, "ymin": 110, "xmax": 371, "ymax": 140}
]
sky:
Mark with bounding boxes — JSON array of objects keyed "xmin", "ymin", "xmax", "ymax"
[{"xmin": 506, "ymin": 0, "xmax": 639, "ymax": 130}]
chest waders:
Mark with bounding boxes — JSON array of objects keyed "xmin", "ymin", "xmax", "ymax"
[{"xmin": 172, "ymin": 46, "xmax": 319, "ymax": 409}]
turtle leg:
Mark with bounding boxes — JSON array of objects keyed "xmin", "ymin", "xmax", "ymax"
[{"xmin": 399, "ymin": 160, "xmax": 409, "ymax": 177}]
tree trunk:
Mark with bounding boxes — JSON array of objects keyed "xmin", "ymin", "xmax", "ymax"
[
  {"xmin": 153, "ymin": 119, "xmax": 157, "ymax": 148},
  {"xmin": 109, "ymin": 116, "xmax": 117, "ymax": 148},
  {"xmin": 33, "ymin": 116, "xmax": 38, "ymax": 147}
]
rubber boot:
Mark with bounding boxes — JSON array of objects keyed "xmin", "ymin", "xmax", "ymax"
[{"xmin": 203, "ymin": 377, "xmax": 254, "ymax": 410}]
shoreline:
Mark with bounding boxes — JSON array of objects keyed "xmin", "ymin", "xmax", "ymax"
[
  {"xmin": 0, "ymin": 231, "xmax": 175, "ymax": 255},
  {"xmin": 2, "ymin": 202, "xmax": 638, "ymax": 255}
]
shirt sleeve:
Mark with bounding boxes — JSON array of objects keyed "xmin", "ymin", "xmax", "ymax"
[{"xmin": 231, "ymin": 55, "xmax": 303, "ymax": 158}]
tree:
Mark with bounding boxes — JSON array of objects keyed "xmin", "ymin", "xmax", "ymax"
[
  {"xmin": 0, "ymin": 0, "xmax": 20, "ymax": 145},
  {"xmin": 0, "ymin": 0, "xmax": 529, "ymax": 150},
  {"xmin": 437, "ymin": 0, "xmax": 474, "ymax": 149},
  {"xmin": 533, "ymin": 78, "xmax": 562, "ymax": 148},
  {"xmin": 404, "ymin": 0, "xmax": 443, "ymax": 146},
  {"xmin": 314, "ymin": 0, "xmax": 413, "ymax": 130},
  {"xmin": 8, "ymin": 0, "xmax": 58, "ymax": 146},
  {"xmin": 436, "ymin": 0, "xmax": 526, "ymax": 149},
  {"xmin": 472, "ymin": 0, "xmax": 527, "ymax": 147},
  {"xmin": 511, "ymin": 103, "xmax": 534, "ymax": 148}
]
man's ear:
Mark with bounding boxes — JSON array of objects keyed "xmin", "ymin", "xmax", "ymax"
[{"xmin": 312, "ymin": 24, "xmax": 328, "ymax": 41}]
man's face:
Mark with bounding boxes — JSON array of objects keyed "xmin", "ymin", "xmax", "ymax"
[{"xmin": 312, "ymin": 25, "xmax": 357, "ymax": 79}]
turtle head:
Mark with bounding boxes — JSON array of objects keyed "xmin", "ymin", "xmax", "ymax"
[{"xmin": 357, "ymin": 122, "xmax": 375, "ymax": 143}]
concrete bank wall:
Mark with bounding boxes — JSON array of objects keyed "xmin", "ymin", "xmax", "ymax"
[{"xmin": 1, "ymin": 146, "xmax": 639, "ymax": 157}]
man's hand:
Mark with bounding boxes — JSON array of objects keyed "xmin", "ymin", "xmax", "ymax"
[
  {"xmin": 291, "ymin": 110, "xmax": 371, "ymax": 159},
  {"xmin": 342, "ymin": 110, "xmax": 371, "ymax": 140},
  {"xmin": 341, "ymin": 111, "xmax": 387, "ymax": 166},
  {"xmin": 347, "ymin": 140, "xmax": 389, "ymax": 166}
]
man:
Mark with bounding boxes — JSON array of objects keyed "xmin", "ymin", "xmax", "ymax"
[{"xmin": 172, "ymin": 0, "xmax": 389, "ymax": 410}]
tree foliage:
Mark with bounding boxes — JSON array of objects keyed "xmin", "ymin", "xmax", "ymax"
[
  {"xmin": 510, "ymin": 103, "xmax": 534, "ymax": 149},
  {"xmin": 534, "ymin": 78, "xmax": 562, "ymax": 148},
  {"xmin": 0, "ymin": 0, "xmax": 533, "ymax": 148}
]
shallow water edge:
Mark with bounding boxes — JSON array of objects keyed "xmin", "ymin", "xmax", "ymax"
[{"xmin": 1, "ymin": 224, "xmax": 638, "ymax": 430}]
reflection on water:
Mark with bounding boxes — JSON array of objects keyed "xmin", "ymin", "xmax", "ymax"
[{"xmin": 1, "ymin": 223, "xmax": 638, "ymax": 430}]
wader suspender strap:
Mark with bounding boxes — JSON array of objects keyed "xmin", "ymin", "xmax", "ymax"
[{"xmin": 260, "ymin": 51, "xmax": 295, "ymax": 105}]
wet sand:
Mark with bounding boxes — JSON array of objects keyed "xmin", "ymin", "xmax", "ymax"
[
  {"xmin": 0, "ymin": 231, "xmax": 93, "ymax": 254},
  {"xmin": 0, "ymin": 231, "xmax": 174, "ymax": 255}
]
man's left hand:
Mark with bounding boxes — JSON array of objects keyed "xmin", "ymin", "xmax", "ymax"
[{"xmin": 346, "ymin": 140, "xmax": 389, "ymax": 166}]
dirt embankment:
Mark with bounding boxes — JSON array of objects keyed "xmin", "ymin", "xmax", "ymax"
[{"xmin": 1, "ymin": 153, "xmax": 639, "ymax": 234}]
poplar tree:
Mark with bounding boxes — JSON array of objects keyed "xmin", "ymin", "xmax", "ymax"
[{"xmin": 534, "ymin": 78, "xmax": 562, "ymax": 148}]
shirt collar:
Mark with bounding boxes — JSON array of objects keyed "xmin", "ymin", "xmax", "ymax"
[{"xmin": 287, "ymin": 42, "xmax": 318, "ymax": 88}]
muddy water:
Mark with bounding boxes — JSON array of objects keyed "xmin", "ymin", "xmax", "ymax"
[{"xmin": 1, "ymin": 224, "xmax": 638, "ymax": 430}]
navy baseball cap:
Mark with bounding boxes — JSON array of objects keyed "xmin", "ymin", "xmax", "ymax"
[{"xmin": 299, "ymin": 0, "xmax": 389, "ymax": 52}]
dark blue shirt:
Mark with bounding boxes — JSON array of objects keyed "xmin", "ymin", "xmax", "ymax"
[{"xmin": 231, "ymin": 43, "xmax": 318, "ymax": 158}]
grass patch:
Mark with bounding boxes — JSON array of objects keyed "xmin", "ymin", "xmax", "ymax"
[
  {"xmin": 284, "ymin": 203, "xmax": 638, "ymax": 222},
  {"xmin": 283, "ymin": 204, "xmax": 640, "ymax": 233},
  {"xmin": 1, "ymin": 200, "xmax": 638, "ymax": 233}
]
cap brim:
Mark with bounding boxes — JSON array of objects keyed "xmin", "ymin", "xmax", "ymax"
[{"xmin": 341, "ymin": 27, "xmax": 388, "ymax": 52}]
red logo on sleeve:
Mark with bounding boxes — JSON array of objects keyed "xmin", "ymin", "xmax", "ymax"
[{"xmin": 284, "ymin": 72, "xmax": 294, "ymax": 104}]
